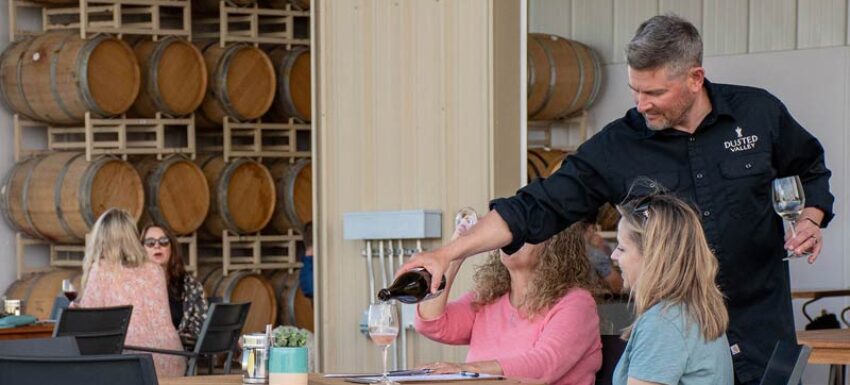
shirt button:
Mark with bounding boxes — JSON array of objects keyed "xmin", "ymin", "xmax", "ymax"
[
  {"xmin": 689, "ymin": 137, "xmax": 695, "ymax": 142},
  {"xmin": 696, "ymin": 173, "xmax": 704, "ymax": 179},
  {"xmin": 745, "ymin": 163, "xmax": 752, "ymax": 169},
  {"xmin": 703, "ymin": 210, "xmax": 711, "ymax": 217}
]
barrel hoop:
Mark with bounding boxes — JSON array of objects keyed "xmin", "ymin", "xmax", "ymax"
[
  {"xmin": 222, "ymin": 270, "xmax": 251, "ymax": 302},
  {"xmin": 1, "ymin": 161, "xmax": 25, "ymax": 233},
  {"xmin": 148, "ymin": 37, "xmax": 179, "ymax": 116},
  {"xmin": 54, "ymin": 153, "xmax": 86, "ymax": 242},
  {"xmin": 15, "ymin": 38, "xmax": 39, "ymax": 120},
  {"xmin": 561, "ymin": 39, "xmax": 586, "ymax": 119},
  {"xmin": 285, "ymin": 275, "xmax": 298, "ymax": 325},
  {"xmin": 78, "ymin": 155, "xmax": 112, "ymax": 227},
  {"xmin": 527, "ymin": 150, "xmax": 548, "ymax": 181},
  {"xmin": 0, "ymin": 43, "xmax": 16, "ymax": 114},
  {"xmin": 50, "ymin": 32, "xmax": 80, "ymax": 122},
  {"xmin": 526, "ymin": 52, "xmax": 535, "ymax": 99},
  {"xmin": 218, "ymin": 158, "xmax": 249, "ymax": 234},
  {"xmin": 278, "ymin": 47, "xmax": 308, "ymax": 121},
  {"xmin": 76, "ymin": 34, "xmax": 111, "ymax": 117},
  {"xmin": 584, "ymin": 48, "xmax": 603, "ymax": 110},
  {"xmin": 529, "ymin": 36, "xmax": 557, "ymax": 119},
  {"xmin": 146, "ymin": 155, "xmax": 183, "ymax": 233},
  {"xmin": 21, "ymin": 156, "xmax": 48, "ymax": 239},
  {"xmin": 198, "ymin": 41, "xmax": 220, "ymax": 125},
  {"xmin": 216, "ymin": 44, "xmax": 248, "ymax": 121},
  {"xmin": 282, "ymin": 158, "xmax": 309, "ymax": 231}
]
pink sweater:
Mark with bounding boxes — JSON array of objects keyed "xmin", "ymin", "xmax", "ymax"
[{"xmin": 414, "ymin": 289, "xmax": 601, "ymax": 385}]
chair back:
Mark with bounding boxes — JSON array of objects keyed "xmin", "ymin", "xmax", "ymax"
[
  {"xmin": 53, "ymin": 305, "xmax": 133, "ymax": 355},
  {"xmin": 0, "ymin": 354, "xmax": 158, "ymax": 385},
  {"xmin": 595, "ymin": 334, "xmax": 627, "ymax": 385},
  {"xmin": 0, "ymin": 336, "xmax": 80, "ymax": 357},
  {"xmin": 759, "ymin": 340, "xmax": 811, "ymax": 385},
  {"xmin": 194, "ymin": 302, "xmax": 251, "ymax": 355}
]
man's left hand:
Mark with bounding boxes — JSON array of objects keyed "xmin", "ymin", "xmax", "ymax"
[{"xmin": 785, "ymin": 211, "xmax": 823, "ymax": 264}]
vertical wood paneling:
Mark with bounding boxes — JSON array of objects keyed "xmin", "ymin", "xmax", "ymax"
[
  {"xmin": 493, "ymin": 0, "xmax": 524, "ymax": 198},
  {"xmin": 749, "ymin": 0, "xmax": 796, "ymax": 52},
  {"xmin": 528, "ymin": 0, "xmax": 572, "ymax": 38},
  {"xmin": 797, "ymin": 0, "xmax": 846, "ymax": 49},
  {"xmin": 702, "ymin": 0, "xmax": 749, "ymax": 56},
  {"xmin": 613, "ymin": 0, "xmax": 658, "ymax": 64},
  {"xmin": 659, "ymin": 0, "xmax": 703, "ymax": 33},
  {"xmin": 571, "ymin": 0, "xmax": 615, "ymax": 63},
  {"xmin": 317, "ymin": 0, "xmax": 500, "ymax": 372}
]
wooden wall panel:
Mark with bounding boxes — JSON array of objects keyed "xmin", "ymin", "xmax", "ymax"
[
  {"xmin": 571, "ymin": 0, "xmax": 614, "ymax": 63},
  {"xmin": 528, "ymin": 0, "xmax": 572, "ymax": 38},
  {"xmin": 613, "ymin": 0, "xmax": 659, "ymax": 64},
  {"xmin": 316, "ymin": 0, "xmax": 521, "ymax": 372},
  {"xmin": 797, "ymin": 0, "xmax": 846, "ymax": 49},
  {"xmin": 703, "ymin": 0, "xmax": 749, "ymax": 56},
  {"xmin": 749, "ymin": 0, "xmax": 797, "ymax": 52},
  {"xmin": 659, "ymin": 0, "xmax": 703, "ymax": 33}
]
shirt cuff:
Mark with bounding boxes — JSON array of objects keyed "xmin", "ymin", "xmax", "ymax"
[{"xmin": 489, "ymin": 198, "xmax": 525, "ymax": 254}]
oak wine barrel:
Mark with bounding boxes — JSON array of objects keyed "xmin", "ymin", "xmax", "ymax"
[
  {"xmin": 0, "ymin": 31, "xmax": 140, "ymax": 124},
  {"xmin": 267, "ymin": 159, "xmax": 311, "ymax": 234},
  {"xmin": 527, "ymin": 33, "xmax": 601, "ymax": 121},
  {"xmin": 195, "ymin": 155, "xmax": 276, "ymax": 237},
  {"xmin": 527, "ymin": 147, "xmax": 570, "ymax": 182},
  {"xmin": 129, "ymin": 37, "xmax": 207, "ymax": 117},
  {"xmin": 198, "ymin": 266, "xmax": 277, "ymax": 334},
  {"xmin": 266, "ymin": 46, "xmax": 311, "ymax": 122},
  {"xmin": 267, "ymin": 269, "xmax": 314, "ymax": 332},
  {"xmin": 1, "ymin": 152, "xmax": 144, "ymax": 243},
  {"xmin": 134, "ymin": 155, "xmax": 210, "ymax": 235},
  {"xmin": 196, "ymin": 42, "xmax": 275, "ymax": 127},
  {"xmin": 4, "ymin": 269, "xmax": 80, "ymax": 320}
]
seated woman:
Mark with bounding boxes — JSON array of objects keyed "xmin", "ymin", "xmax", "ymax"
[
  {"xmin": 140, "ymin": 225, "xmax": 208, "ymax": 347},
  {"xmin": 612, "ymin": 194, "xmax": 733, "ymax": 385},
  {"xmin": 414, "ymin": 222, "xmax": 603, "ymax": 385},
  {"xmin": 79, "ymin": 209, "xmax": 186, "ymax": 377}
]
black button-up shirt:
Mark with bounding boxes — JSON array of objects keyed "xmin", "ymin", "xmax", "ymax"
[{"xmin": 491, "ymin": 79, "xmax": 834, "ymax": 382}]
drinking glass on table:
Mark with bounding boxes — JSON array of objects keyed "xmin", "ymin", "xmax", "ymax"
[
  {"xmin": 772, "ymin": 175, "xmax": 811, "ymax": 259},
  {"xmin": 61, "ymin": 279, "xmax": 78, "ymax": 302},
  {"xmin": 368, "ymin": 301, "xmax": 400, "ymax": 385}
]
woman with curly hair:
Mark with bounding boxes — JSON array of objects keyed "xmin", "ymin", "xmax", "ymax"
[{"xmin": 414, "ymin": 222, "xmax": 604, "ymax": 385}]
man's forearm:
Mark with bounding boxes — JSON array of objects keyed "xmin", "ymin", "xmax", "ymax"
[{"xmin": 443, "ymin": 210, "xmax": 513, "ymax": 261}]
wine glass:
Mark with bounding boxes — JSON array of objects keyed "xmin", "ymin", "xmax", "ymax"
[
  {"xmin": 454, "ymin": 207, "xmax": 479, "ymax": 235},
  {"xmin": 772, "ymin": 175, "xmax": 811, "ymax": 259},
  {"xmin": 61, "ymin": 279, "xmax": 78, "ymax": 302},
  {"xmin": 368, "ymin": 301, "xmax": 400, "ymax": 385}
]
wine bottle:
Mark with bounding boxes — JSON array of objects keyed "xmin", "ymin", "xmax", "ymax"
[{"xmin": 377, "ymin": 268, "xmax": 447, "ymax": 304}]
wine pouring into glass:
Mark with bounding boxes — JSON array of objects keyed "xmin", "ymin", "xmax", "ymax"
[
  {"xmin": 368, "ymin": 301, "xmax": 400, "ymax": 385},
  {"xmin": 772, "ymin": 175, "xmax": 812, "ymax": 260}
]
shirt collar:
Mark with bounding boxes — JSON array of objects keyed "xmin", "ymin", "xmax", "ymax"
[{"xmin": 629, "ymin": 78, "xmax": 734, "ymax": 138}]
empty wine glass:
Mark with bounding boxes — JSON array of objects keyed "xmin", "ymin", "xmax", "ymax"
[
  {"xmin": 61, "ymin": 279, "xmax": 78, "ymax": 302},
  {"xmin": 454, "ymin": 207, "xmax": 479, "ymax": 235},
  {"xmin": 368, "ymin": 301, "xmax": 400, "ymax": 385},
  {"xmin": 772, "ymin": 175, "xmax": 811, "ymax": 259}
]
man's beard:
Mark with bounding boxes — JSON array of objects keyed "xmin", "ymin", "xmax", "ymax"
[{"xmin": 643, "ymin": 96, "xmax": 695, "ymax": 131}]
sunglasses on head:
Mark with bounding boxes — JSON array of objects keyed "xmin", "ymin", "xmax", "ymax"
[
  {"xmin": 632, "ymin": 195, "xmax": 653, "ymax": 224},
  {"xmin": 143, "ymin": 236, "xmax": 171, "ymax": 248}
]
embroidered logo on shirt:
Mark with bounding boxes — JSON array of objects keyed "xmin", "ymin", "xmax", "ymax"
[
  {"xmin": 724, "ymin": 126, "xmax": 758, "ymax": 152},
  {"xmin": 730, "ymin": 344, "xmax": 741, "ymax": 355}
]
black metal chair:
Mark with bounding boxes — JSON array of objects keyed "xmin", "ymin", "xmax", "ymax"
[
  {"xmin": 0, "ymin": 354, "xmax": 158, "ymax": 385},
  {"xmin": 759, "ymin": 340, "xmax": 812, "ymax": 385},
  {"xmin": 0, "ymin": 336, "xmax": 80, "ymax": 357},
  {"xmin": 125, "ymin": 302, "xmax": 251, "ymax": 375},
  {"xmin": 53, "ymin": 305, "xmax": 133, "ymax": 355}
]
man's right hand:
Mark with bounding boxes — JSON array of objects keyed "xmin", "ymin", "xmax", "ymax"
[{"xmin": 397, "ymin": 248, "xmax": 453, "ymax": 294}]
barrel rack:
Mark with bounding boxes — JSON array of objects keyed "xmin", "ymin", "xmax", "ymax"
[
  {"xmin": 193, "ymin": 1, "xmax": 309, "ymax": 46},
  {"xmin": 527, "ymin": 109, "xmax": 589, "ymax": 150},
  {"xmin": 198, "ymin": 230, "xmax": 302, "ymax": 275}
]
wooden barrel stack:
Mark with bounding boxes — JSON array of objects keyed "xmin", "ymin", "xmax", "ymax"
[
  {"xmin": 527, "ymin": 33, "xmax": 602, "ymax": 121},
  {"xmin": 128, "ymin": 36, "xmax": 207, "ymax": 118},
  {"xmin": 3, "ymin": 269, "xmax": 81, "ymax": 320},
  {"xmin": 267, "ymin": 158, "xmax": 312, "ymax": 233},
  {"xmin": 134, "ymin": 155, "xmax": 210, "ymax": 235},
  {"xmin": 198, "ymin": 265, "xmax": 278, "ymax": 334},
  {"xmin": 267, "ymin": 269, "xmax": 314, "ymax": 331}
]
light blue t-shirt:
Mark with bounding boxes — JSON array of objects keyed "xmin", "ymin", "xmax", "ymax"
[{"xmin": 613, "ymin": 302, "xmax": 734, "ymax": 385}]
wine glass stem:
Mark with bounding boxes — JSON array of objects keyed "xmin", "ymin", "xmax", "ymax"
[{"xmin": 382, "ymin": 345, "xmax": 389, "ymax": 381}]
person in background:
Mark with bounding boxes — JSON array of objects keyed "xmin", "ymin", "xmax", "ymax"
[
  {"xmin": 400, "ymin": 14, "xmax": 833, "ymax": 383},
  {"xmin": 79, "ymin": 209, "xmax": 185, "ymax": 377},
  {"xmin": 414, "ymin": 222, "xmax": 603, "ymax": 385},
  {"xmin": 611, "ymin": 193, "xmax": 732, "ymax": 385},
  {"xmin": 140, "ymin": 224, "xmax": 208, "ymax": 347},
  {"xmin": 580, "ymin": 221, "xmax": 624, "ymax": 294},
  {"xmin": 299, "ymin": 222, "xmax": 314, "ymax": 300}
]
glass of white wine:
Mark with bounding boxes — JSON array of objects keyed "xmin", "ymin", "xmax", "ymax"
[
  {"xmin": 772, "ymin": 175, "xmax": 810, "ymax": 259},
  {"xmin": 368, "ymin": 301, "xmax": 400, "ymax": 385}
]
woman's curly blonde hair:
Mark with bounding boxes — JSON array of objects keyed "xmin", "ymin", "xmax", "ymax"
[{"xmin": 471, "ymin": 221, "xmax": 604, "ymax": 318}]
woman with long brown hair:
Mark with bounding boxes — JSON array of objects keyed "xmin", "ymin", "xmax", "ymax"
[
  {"xmin": 414, "ymin": 222, "xmax": 604, "ymax": 385},
  {"xmin": 611, "ymin": 193, "xmax": 732, "ymax": 385},
  {"xmin": 139, "ymin": 224, "xmax": 208, "ymax": 346}
]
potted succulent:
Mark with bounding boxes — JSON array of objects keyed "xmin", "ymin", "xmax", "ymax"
[{"xmin": 269, "ymin": 326, "xmax": 311, "ymax": 385}]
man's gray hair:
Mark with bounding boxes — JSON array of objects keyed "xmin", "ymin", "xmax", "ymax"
[{"xmin": 626, "ymin": 14, "xmax": 702, "ymax": 77}]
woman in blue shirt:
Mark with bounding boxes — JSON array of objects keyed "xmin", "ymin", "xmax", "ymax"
[{"xmin": 611, "ymin": 193, "xmax": 733, "ymax": 385}]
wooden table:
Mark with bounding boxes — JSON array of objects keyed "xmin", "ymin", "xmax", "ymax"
[
  {"xmin": 160, "ymin": 374, "xmax": 522, "ymax": 385},
  {"xmin": 0, "ymin": 323, "xmax": 54, "ymax": 340},
  {"xmin": 798, "ymin": 329, "xmax": 850, "ymax": 385}
]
